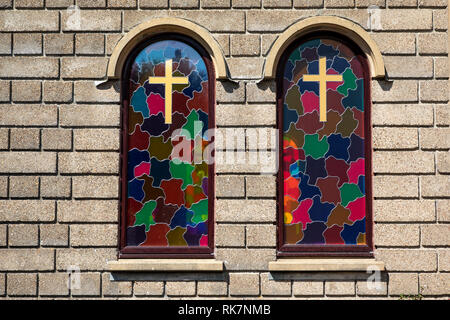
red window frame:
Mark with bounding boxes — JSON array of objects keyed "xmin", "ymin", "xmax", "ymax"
[
  {"xmin": 276, "ymin": 32, "xmax": 374, "ymax": 257},
  {"xmin": 118, "ymin": 33, "xmax": 216, "ymax": 259}
]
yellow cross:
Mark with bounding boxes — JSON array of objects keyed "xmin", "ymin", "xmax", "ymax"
[
  {"xmin": 302, "ymin": 57, "xmax": 343, "ymax": 122},
  {"xmin": 148, "ymin": 59, "xmax": 189, "ymax": 124}
]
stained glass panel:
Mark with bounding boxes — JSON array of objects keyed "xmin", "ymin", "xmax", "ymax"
[
  {"xmin": 282, "ymin": 37, "xmax": 367, "ymax": 246},
  {"xmin": 125, "ymin": 39, "xmax": 211, "ymax": 248}
]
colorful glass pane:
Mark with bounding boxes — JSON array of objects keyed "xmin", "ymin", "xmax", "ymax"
[
  {"xmin": 126, "ymin": 40, "xmax": 211, "ymax": 247},
  {"xmin": 282, "ymin": 38, "xmax": 367, "ymax": 246}
]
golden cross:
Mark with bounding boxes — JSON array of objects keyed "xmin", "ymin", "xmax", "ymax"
[
  {"xmin": 302, "ymin": 57, "xmax": 343, "ymax": 122},
  {"xmin": 148, "ymin": 59, "xmax": 189, "ymax": 124}
]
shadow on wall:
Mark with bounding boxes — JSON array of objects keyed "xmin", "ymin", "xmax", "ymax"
[
  {"xmin": 376, "ymin": 79, "xmax": 394, "ymax": 92},
  {"xmin": 109, "ymin": 271, "xmax": 388, "ymax": 283},
  {"xmin": 219, "ymin": 80, "xmax": 241, "ymax": 94},
  {"xmin": 96, "ymin": 80, "xmax": 120, "ymax": 93}
]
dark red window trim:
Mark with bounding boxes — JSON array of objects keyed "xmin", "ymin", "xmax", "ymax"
[
  {"xmin": 276, "ymin": 32, "xmax": 374, "ymax": 258},
  {"xmin": 119, "ymin": 33, "xmax": 216, "ymax": 259}
]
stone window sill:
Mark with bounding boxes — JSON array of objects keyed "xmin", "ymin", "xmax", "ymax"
[
  {"xmin": 269, "ymin": 258, "xmax": 385, "ymax": 272},
  {"xmin": 107, "ymin": 259, "xmax": 224, "ymax": 272}
]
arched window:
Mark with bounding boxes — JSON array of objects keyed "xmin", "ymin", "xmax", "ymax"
[
  {"xmin": 120, "ymin": 34, "xmax": 215, "ymax": 258},
  {"xmin": 277, "ymin": 33, "xmax": 373, "ymax": 257}
]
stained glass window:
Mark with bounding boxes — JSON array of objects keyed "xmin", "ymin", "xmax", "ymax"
[
  {"xmin": 120, "ymin": 35, "xmax": 214, "ymax": 257},
  {"xmin": 279, "ymin": 34, "xmax": 373, "ymax": 255}
]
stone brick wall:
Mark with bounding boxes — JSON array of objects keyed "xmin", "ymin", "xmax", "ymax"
[{"xmin": 0, "ymin": 0, "xmax": 448, "ymax": 299}]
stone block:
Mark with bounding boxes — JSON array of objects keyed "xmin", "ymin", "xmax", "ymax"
[
  {"xmin": 0, "ymin": 200, "xmax": 55, "ymax": 222},
  {"xmin": 246, "ymin": 224, "xmax": 276, "ymax": 247},
  {"xmin": 61, "ymin": 10, "xmax": 121, "ymax": 31},
  {"xmin": 246, "ymin": 81, "xmax": 276, "ymax": 103},
  {"xmin": 7, "ymin": 273, "xmax": 37, "ymax": 296},
  {"xmin": 421, "ymin": 225, "xmax": 450, "ymax": 246},
  {"xmin": 75, "ymin": 33, "xmax": 105, "ymax": 55},
  {"xmin": 197, "ymin": 281, "xmax": 228, "ymax": 296},
  {"xmin": 371, "ymin": 33, "xmax": 416, "ymax": 55},
  {"xmin": 260, "ymin": 272, "xmax": 291, "ymax": 296},
  {"xmin": 373, "ymin": 151, "xmax": 434, "ymax": 174},
  {"xmin": 166, "ymin": 281, "xmax": 196, "ymax": 296},
  {"xmin": 11, "ymin": 80, "xmax": 41, "ymax": 103},
  {"xmin": 133, "ymin": 281, "xmax": 164, "ymax": 296},
  {"xmin": 373, "ymin": 127, "xmax": 418, "ymax": 149},
  {"xmin": 57, "ymin": 200, "xmax": 118, "ymax": 222},
  {"xmin": 418, "ymin": 33, "xmax": 448, "ymax": 54},
  {"xmin": 43, "ymin": 81, "xmax": 73, "ymax": 103},
  {"xmin": 216, "ymin": 248, "xmax": 275, "ymax": 270},
  {"xmin": 0, "ymin": 248, "xmax": 54, "ymax": 271},
  {"xmin": 230, "ymin": 34, "xmax": 260, "ymax": 56},
  {"xmin": 217, "ymin": 104, "xmax": 275, "ymax": 126},
  {"xmin": 376, "ymin": 9, "xmax": 432, "ymax": 31},
  {"xmin": 227, "ymin": 57, "xmax": 264, "ymax": 79},
  {"xmin": 388, "ymin": 273, "xmax": 418, "ymax": 295},
  {"xmin": 216, "ymin": 175, "xmax": 244, "ymax": 198},
  {"xmin": 60, "ymin": 104, "xmax": 120, "ymax": 127},
  {"xmin": 8, "ymin": 224, "xmax": 39, "ymax": 247},
  {"xmin": 0, "ymin": 105, "xmax": 57, "ymax": 127},
  {"xmin": 56, "ymin": 248, "xmax": 116, "ymax": 271},
  {"xmin": 372, "ymin": 81, "xmax": 417, "ymax": 103},
  {"xmin": 232, "ymin": 0, "xmax": 261, "ymax": 7},
  {"xmin": 72, "ymin": 176, "xmax": 119, "ymax": 198},
  {"xmin": 419, "ymin": 273, "xmax": 450, "ymax": 296},
  {"xmin": 374, "ymin": 200, "xmax": 435, "ymax": 222},
  {"xmin": 139, "ymin": 0, "xmax": 168, "ymax": 7},
  {"xmin": 246, "ymin": 175, "xmax": 276, "ymax": 197},
  {"xmin": 216, "ymin": 224, "xmax": 245, "ymax": 247},
  {"xmin": 44, "ymin": 34, "xmax": 74, "ymax": 55},
  {"xmin": 102, "ymin": 273, "xmax": 132, "ymax": 296},
  {"xmin": 0, "ymin": 81, "xmax": 10, "ymax": 102},
  {"xmin": 0, "ymin": 152, "xmax": 56, "ymax": 174},
  {"xmin": 356, "ymin": 280, "xmax": 387, "ymax": 296},
  {"xmin": 40, "ymin": 224, "xmax": 69, "ymax": 247},
  {"xmin": 71, "ymin": 272, "xmax": 101, "ymax": 296},
  {"xmin": 0, "ymin": 129, "xmax": 7, "ymax": 150},
  {"xmin": 293, "ymin": 281, "xmax": 324, "ymax": 296},
  {"xmin": 42, "ymin": 128, "xmax": 72, "ymax": 151},
  {"xmin": 420, "ymin": 128, "xmax": 450, "ymax": 149},
  {"xmin": 384, "ymin": 56, "xmax": 433, "ymax": 78},
  {"xmin": 421, "ymin": 175, "xmax": 450, "ymax": 198},
  {"xmin": 376, "ymin": 249, "xmax": 436, "ymax": 271},
  {"xmin": 0, "ymin": 10, "xmax": 58, "ymax": 31},
  {"xmin": 10, "ymin": 128, "xmax": 40, "ymax": 150},
  {"xmin": 73, "ymin": 129, "xmax": 119, "ymax": 151},
  {"xmin": 373, "ymin": 175, "xmax": 418, "ymax": 198},
  {"xmin": 0, "ymin": 57, "xmax": 58, "ymax": 78},
  {"xmin": 70, "ymin": 224, "xmax": 117, "ymax": 247},
  {"xmin": 61, "ymin": 57, "xmax": 108, "ymax": 79},
  {"xmin": 325, "ymin": 281, "xmax": 355, "ymax": 296},
  {"xmin": 39, "ymin": 272, "xmax": 69, "ymax": 296},
  {"xmin": 420, "ymin": 80, "xmax": 449, "ymax": 102},
  {"xmin": 374, "ymin": 224, "xmax": 420, "ymax": 246},
  {"xmin": 13, "ymin": 33, "xmax": 42, "ymax": 55},
  {"xmin": 74, "ymin": 81, "xmax": 120, "ymax": 103},
  {"xmin": 229, "ymin": 273, "xmax": 259, "ymax": 296},
  {"xmin": 216, "ymin": 81, "xmax": 245, "ymax": 103},
  {"xmin": 58, "ymin": 152, "xmax": 119, "ymax": 174},
  {"xmin": 0, "ymin": 33, "xmax": 11, "ymax": 54},
  {"xmin": 372, "ymin": 104, "xmax": 433, "ymax": 126},
  {"xmin": 217, "ymin": 200, "xmax": 276, "ymax": 222},
  {"xmin": 437, "ymin": 200, "xmax": 449, "ymax": 222}
]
